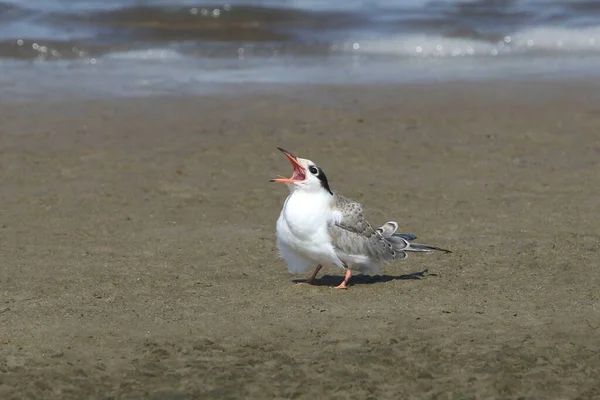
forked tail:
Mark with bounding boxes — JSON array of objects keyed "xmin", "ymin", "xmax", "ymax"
[
  {"xmin": 402, "ymin": 241, "xmax": 452, "ymax": 253},
  {"xmin": 377, "ymin": 221, "xmax": 452, "ymax": 254}
]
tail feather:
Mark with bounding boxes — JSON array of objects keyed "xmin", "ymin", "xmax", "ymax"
[
  {"xmin": 378, "ymin": 221, "xmax": 451, "ymax": 254},
  {"xmin": 406, "ymin": 243, "xmax": 452, "ymax": 253}
]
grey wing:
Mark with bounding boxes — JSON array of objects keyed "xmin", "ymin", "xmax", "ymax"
[{"xmin": 327, "ymin": 195, "xmax": 408, "ymax": 265}]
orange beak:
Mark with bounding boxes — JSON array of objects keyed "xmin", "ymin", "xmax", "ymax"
[{"xmin": 270, "ymin": 147, "xmax": 307, "ymax": 183}]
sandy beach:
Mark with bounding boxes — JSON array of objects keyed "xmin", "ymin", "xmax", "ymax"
[{"xmin": 1, "ymin": 81, "xmax": 599, "ymax": 399}]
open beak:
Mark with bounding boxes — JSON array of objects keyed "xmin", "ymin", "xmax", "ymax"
[{"xmin": 270, "ymin": 147, "xmax": 307, "ymax": 183}]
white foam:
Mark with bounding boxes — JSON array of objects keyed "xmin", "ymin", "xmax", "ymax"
[
  {"xmin": 351, "ymin": 35, "xmax": 498, "ymax": 57},
  {"xmin": 163, "ymin": 0, "xmax": 438, "ymax": 12},
  {"xmin": 510, "ymin": 26, "xmax": 600, "ymax": 52},
  {"xmin": 350, "ymin": 26, "xmax": 600, "ymax": 58},
  {"xmin": 103, "ymin": 48, "xmax": 184, "ymax": 61}
]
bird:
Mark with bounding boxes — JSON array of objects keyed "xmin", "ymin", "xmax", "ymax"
[{"xmin": 270, "ymin": 147, "xmax": 451, "ymax": 290}]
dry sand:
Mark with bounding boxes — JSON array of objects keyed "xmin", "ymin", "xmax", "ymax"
[{"xmin": 1, "ymin": 81, "xmax": 599, "ymax": 399}]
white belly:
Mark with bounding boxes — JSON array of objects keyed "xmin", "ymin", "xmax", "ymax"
[{"xmin": 275, "ymin": 191, "xmax": 343, "ymax": 273}]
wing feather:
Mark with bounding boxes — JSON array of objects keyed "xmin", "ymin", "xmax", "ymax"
[{"xmin": 327, "ymin": 194, "xmax": 402, "ymax": 267}]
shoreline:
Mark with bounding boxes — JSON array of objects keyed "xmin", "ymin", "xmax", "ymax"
[{"xmin": 4, "ymin": 55, "xmax": 600, "ymax": 102}]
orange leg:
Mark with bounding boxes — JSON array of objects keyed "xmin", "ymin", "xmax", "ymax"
[
  {"xmin": 296, "ymin": 264, "xmax": 322, "ymax": 285},
  {"xmin": 333, "ymin": 268, "xmax": 352, "ymax": 290}
]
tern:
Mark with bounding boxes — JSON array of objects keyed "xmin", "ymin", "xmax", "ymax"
[{"xmin": 271, "ymin": 147, "xmax": 450, "ymax": 290}]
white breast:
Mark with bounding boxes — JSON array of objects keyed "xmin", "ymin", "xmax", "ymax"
[{"xmin": 276, "ymin": 190, "xmax": 343, "ymax": 273}]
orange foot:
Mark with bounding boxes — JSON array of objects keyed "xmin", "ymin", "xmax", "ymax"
[{"xmin": 331, "ymin": 268, "xmax": 352, "ymax": 290}]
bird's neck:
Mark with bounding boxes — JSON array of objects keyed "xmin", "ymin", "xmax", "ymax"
[{"xmin": 284, "ymin": 189, "xmax": 332, "ymax": 214}]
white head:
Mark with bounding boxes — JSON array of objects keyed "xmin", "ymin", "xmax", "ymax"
[{"xmin": 270, "ymin": 147, "xmax": 333, "ymax": 195}]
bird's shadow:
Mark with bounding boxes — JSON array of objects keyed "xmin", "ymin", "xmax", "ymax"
[{"xmin": 292, "ymin": 269, "xmax": 437, "ymax": 287}]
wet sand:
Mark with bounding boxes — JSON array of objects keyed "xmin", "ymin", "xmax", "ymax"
[{"xmin": 1, "ymin": 81, "xmax": 599, "ymax": 399}]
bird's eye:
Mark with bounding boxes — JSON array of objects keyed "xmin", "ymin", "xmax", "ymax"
[{"xmin": 309, "ymin": 166, "xmax": 318, "ymax": 175}]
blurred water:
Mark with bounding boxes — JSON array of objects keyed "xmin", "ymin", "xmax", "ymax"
[{"xmin": 2, "ymin": 0, "xmax": 600, "ymax": 98}]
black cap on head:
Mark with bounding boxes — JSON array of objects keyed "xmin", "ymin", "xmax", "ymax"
[{"xmin": 314, "ymin": 166, "xmax": 333, "ymax": 195}]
